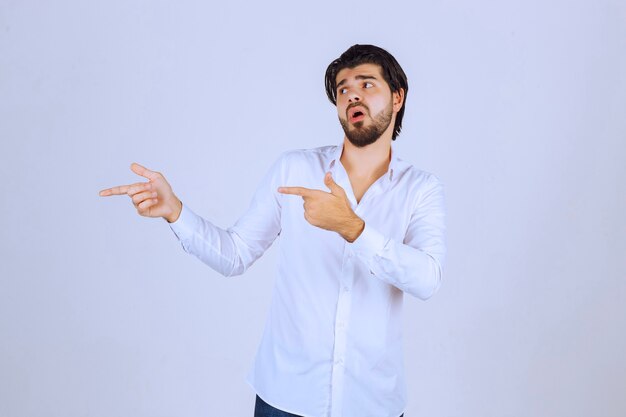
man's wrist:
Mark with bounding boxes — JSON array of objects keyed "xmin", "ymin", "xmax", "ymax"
[
  {"xmin": 165, "ymin": 199, "xmax": 183, "ymax": 223},
  {"xmin": 342, "ymin": 216, "xmax": 365, "ymax": 243}
]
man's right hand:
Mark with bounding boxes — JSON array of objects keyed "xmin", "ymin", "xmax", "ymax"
[{"xmin": 99, "ymin": 163, "xmax": 183, "ymax": 223}]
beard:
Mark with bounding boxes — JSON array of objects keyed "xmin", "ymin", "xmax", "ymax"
[{"xmin": 339, "ymin": 102, "xmax": 393, "ymax": 148}]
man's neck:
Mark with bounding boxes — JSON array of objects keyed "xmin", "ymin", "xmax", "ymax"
[{"xmin": 340, "ymin": 136, "xmax": 392, "ymax": 180}]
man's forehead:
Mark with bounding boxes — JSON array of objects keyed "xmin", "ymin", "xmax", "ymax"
[{"xmin": 335, "ymin": 63, "xmax": 384, "ymax": 84}]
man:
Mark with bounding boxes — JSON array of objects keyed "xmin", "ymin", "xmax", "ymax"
[{"xmin": 100, "ymin": 44, "xmax": 446, "ymax": 417}]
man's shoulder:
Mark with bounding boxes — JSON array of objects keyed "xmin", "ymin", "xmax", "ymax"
[
  {"xmin": 278, "ymin": 145, "xmax": 336, "ymax": 160},
  {"xmin": 272, "ymin": 145, "xmax": 337, "ymax": 170},
  {"xmin": 394, "ymin": 157, "xmax": 443, "ymax": 189}
]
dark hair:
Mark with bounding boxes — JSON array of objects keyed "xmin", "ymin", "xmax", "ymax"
[{"xmin": 325, "ymin": 44, "xmax": 408, "ymax": 140}]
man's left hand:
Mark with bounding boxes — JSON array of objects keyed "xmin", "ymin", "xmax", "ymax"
[{"xmin": 278, "ymin": 172, "xmax": 365, "ymax": 242}]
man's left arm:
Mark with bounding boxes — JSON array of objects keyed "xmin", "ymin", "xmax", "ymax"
[
  {"xmin": 347, "ymin": 175, "xmax": 446, "ymax": 300},
  {"xmin": 279, "ymin": 172, "xmax": 446, "ymax": 300}
]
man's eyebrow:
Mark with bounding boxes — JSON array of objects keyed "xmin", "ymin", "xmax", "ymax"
[{"xmin": 336, "ymin": 74, "xmax": 379, "ymax": 89}]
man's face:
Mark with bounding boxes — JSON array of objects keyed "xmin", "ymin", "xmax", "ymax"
[{"xmin": 335, "ymin": 63, "xmax": 402, "ymax": 148}]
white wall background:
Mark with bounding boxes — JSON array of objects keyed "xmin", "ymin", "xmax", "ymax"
[{"xmin": 1, "ymin": 0, "xmax": 625, "ymax": 416}]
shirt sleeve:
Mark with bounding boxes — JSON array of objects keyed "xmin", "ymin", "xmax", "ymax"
[
  {"xmin": 168, "ymin": 153, "xmax": 285, "ymax": 277},
  {"xmin": 347, "ymin": 174, "xmax": 447, "ymax": 300}
]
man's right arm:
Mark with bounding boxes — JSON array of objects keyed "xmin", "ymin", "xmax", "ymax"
[{"xmin": 100, "ymin": 155, "xmax": 286, "ymax": 276}]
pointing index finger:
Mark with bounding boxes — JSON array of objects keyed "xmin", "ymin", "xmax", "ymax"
[
  {"xmin": 99, "ymin": 185, "xmax": 131, "ymax": 196},
  {"xmin": 99, "ymin": 182, "xmax": 151, "ymax": 197},
  {"xmin": 277, "ymin": 186, "xmax": 313, "ymax": 197}
]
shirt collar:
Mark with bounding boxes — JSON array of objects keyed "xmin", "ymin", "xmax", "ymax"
[{"xmin": 327, "ymin": 140, "xmax": 397, "ymax": 183}]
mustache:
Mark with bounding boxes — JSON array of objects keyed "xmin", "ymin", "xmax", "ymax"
[{"xmin": 346, "ymin": 102, "xmax": 369, "ymax": 116}]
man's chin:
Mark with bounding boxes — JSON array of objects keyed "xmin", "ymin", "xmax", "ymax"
[
  {"xmin": 346, "ymin": 132, "xmax": 380, "ymax": 148},
  {"xmin": 339, "ymin": 116, "xmax": 384, "ymax": 147}
]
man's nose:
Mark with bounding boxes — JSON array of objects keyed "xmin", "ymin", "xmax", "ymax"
[{"xmin": 348, "ymin": 91, "xmax": 361, "ymax": 102}]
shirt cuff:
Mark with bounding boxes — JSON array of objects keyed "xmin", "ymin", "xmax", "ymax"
[
  {"xmin": 168, "ymin": 202, "xmax": 200, "ymax": 241},
  {"xmin": 346, "ymin": 221, "xmax": 388, "ymax": 258}
]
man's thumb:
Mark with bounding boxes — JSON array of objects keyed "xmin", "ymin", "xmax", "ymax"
[{"xmin": 324, "ymin": 172, "xmax": 344, "ymax": 195}]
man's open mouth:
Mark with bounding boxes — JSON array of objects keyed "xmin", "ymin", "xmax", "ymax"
[{"xmin": 348, "ymin": 107, "xmax": 366, "ymax": 123}]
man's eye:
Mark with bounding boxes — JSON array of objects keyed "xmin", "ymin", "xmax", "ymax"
[
  {"xmin": 364, "ymin": 82, "xmax": 373, "ymax": 88},
  {"xmin": 339, "ymin": 88, "xmax": 348, "ymax": 94}
]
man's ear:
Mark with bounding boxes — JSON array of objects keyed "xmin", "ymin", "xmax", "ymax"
[{"xmin": 392, "ymin": 88, "xmax": 405, "ymax": 113}]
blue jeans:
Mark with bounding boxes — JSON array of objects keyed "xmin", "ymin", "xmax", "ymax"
[{"xmin": 254, "ymin": 395, "xmax": 404, "ymax": 417}]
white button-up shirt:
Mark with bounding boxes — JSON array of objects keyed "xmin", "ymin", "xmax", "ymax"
[{"xmin": 169, "ymin": 142, "xmax": 446, "ymax": 417}]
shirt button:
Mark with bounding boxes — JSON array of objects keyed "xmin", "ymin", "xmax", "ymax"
[
  {"xmin": 337, "ymin": 322, "xmax": 345, "ymax": 329},
  {"xmin": 343, "ymin": 286, "xmax": 350, "ymax": 293},
  {"xmin": 334, "ymin": 357, "xmax": 344, "ymax": 366}
]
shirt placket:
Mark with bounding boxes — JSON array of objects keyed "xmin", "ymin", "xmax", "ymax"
[
  {"xmin": 329, "ymin": 242, "xmax": 355, "ymax": 417},
  {"xmin": 326, "ymin": 153, "xmax": 392, "ymax": 417}
]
